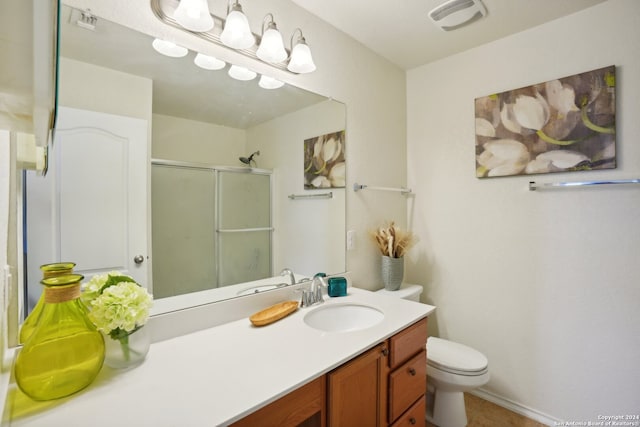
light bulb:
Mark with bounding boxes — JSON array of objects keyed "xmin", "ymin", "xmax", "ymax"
[
  {"xmin": 256, "ymin": 26, "xmax": 287, "ymax": 63},
  {"xmin": 173, "ymin": 0, "xmax": 214, "ymax": 32},
  {"xmin": 228, "ymin": 65, "xmax": 257, "ymax": 81},
  {"xmin": 287, "ymin": 40, "xmax": 316, "ymax": 73},
  {"xmin": 259, "ymin": 75, "xmax": 284, "ymax": 89},
  {"xmin": 194, "ymin": 53, "xmax": 226, "ymax": 70},
  {"xmin": 220, "ymin": 4, "xmax": 255, "ymax": 49},
  {"xmin": 152, "ymin": 39, "xmax": 188, "ymax": 58}
]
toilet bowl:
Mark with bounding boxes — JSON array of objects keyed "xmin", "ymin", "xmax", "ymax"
[
  {"xmin": 376, "ymin": 285, "xmax": 490, "ymax": 427},
  {"xmin": 427, "ymin": 337, "xmax": 489, "ymax": 427}
]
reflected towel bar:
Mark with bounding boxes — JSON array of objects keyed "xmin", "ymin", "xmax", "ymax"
[
  {"xmin": 217, "ymin": 227, "xmax": 275, "ymax": 233},
  {"xmin": 353, "ymin": 182, "xmax": 412, "ymax": 195},
  {"xmin": 529, "ymin": 178, "xmax": 640, "ymax": 191},
  {"xmin": 288, "ymin": 192, "xmax": 333, "ymax": 200}
]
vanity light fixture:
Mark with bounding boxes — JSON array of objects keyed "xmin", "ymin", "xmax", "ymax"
[
  {"xmin": 194, "ymin": 52, "xmax": 226, "ymax": 70},
  {"xmin": 152, "ymin": 38, "xmax": 189, "ymax": 57},
  {"xmin": 173, "ymin": 0, "xmax": 214, "ymax": 32},
  {"xmin": 220, "ymin": 0, "xmax": 255, "ymax": 49},
  {"xmin": 150, "ymin": 0, "xmax": 317, "ymax": 74},
  {"xmin": 228, "ymin": 64, "xmax": 257, "ymax": 81},
  {"xmin": 258, "ymin": 75, "xmax": 285, "ymax": 89},
  {"xmin": 287, "ymin": 28, "xmax": 316, "ymax": 74},
  {"xmin": 256, "ymin": 14, "xmax": 287, "ymax": 64}
]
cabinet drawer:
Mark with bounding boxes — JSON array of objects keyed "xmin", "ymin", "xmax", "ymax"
[
  {"xmin": 389, "ymin": 318, "xmax": 428, "ymax": 369},
  {"xmin": 388, "ymin": 350, "xmax": 427, "ymax": 422},
  {"xmin": 390, "ymin": 396, "xmax": 425, "ymax": 427}
]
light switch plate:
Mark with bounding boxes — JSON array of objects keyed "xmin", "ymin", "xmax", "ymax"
[{"xmin": 346, "ymin": 230, "xmax": 356, "ymax": 250}]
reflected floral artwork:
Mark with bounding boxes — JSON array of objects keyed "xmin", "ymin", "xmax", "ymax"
[
  {"xmin": 475, "ymin": 65, "xmax": 616, "ymax": 178},
  {"xmin": 304, "ymin": 130, "xmax": 346, "ymax": 189}
]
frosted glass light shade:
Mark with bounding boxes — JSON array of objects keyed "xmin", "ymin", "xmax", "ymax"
[
  {"xmin": 194, "ymin": 53, "xmax": 226, "ymax": 70},
  {"xmin": 256, "ymin": 27, "xmax": 287, "ymax": 63},
  {"xmin": 174, "ymin": 0, "xmax": 214, "ymax": 32},
  {"xmin": 220, "ymin": 7, "xmax": 255, "ymax": 49},
  {"xmin": 228, "ymin": 65, "xmax": 257, "ymax": 81},
  {"xmin": 287, "ymin": 41, "xmax": 316, "ymax": 73},
  {"xmin": 152, "ymin": 39, "xmax": 188, "ymax": 58},
  {"xmin": 258, "ymin": 75, "xmax": 284, "ymax": 89}
]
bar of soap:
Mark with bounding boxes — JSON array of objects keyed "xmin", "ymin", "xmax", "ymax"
[{"xmin": 249, "ymin": 300, "xmax": 299, "ymax": 326}]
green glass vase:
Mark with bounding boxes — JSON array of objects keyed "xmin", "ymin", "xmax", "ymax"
[
  {"xmin": 15, "ymin": 274, "xmax": 105, "ymax": 401},
  {"xmin": 19, "ymin": 262, "xmax": 76, "ymax": 344}
]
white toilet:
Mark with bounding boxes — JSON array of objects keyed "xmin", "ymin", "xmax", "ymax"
[{"xmin": 376, "ymin": 284, "xmax": 490, "ymax": 427}]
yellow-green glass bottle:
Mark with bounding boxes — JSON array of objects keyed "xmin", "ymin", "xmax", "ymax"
[
  {"xmin": 19, "ymin": 262, "xmax": 76, "ymax": 344},
  {"xmin": 15, "ymin": 274, "xmax": 105, "ymax": 401}
]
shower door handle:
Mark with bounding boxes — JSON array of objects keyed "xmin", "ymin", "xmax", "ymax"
[{"xmin": 134, "ymin": 255, "xmax": 145, "ymax": 264}]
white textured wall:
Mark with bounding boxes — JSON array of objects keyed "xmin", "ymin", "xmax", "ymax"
[
  {"xmin": 59, "ymin": 58, "xmax": 152, "ymax": 121},
  {"xmin": 247, "ymin": 100, "xmax": 346, "ymax": 278},
  {"xmin": 151, "ymin": 113, "xmax": 245, "ymax": 165},
  {"xmin": 406, "ymin": 0, "xmax": 640, "ymax": 421}
]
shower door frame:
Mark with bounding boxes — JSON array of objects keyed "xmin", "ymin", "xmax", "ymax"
[
  {"xmin": 151, "ymin": 159, "xmax": 274, "ymax": 291},
  {"xmin": 214, "ymin": 166, "xmax": 274, "ymax": 287}
]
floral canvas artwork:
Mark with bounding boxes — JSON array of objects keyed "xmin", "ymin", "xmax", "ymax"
[
  {"xmin": 475, "ymin": 65, "xmax": 616, "ymax": 178},
  {"xmin": 304, "ymin": 130, "xmax": 346, "ymax": 189}
]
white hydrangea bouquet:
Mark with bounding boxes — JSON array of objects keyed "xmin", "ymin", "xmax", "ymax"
[{"xmin": 82, "ymin": 272, "xmax": 153, "ymax": 364}]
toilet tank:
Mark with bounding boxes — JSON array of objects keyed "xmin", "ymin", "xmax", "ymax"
[{"xmin": 375, "ymin": 284, "xmax": 423, "ymax": 302}]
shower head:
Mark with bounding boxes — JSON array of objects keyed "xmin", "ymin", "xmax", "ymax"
[{"xmin": 239, "ymin": 150, "xmax": 260, "ymax": 166}]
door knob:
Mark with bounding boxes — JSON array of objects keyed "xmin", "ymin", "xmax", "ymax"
[{"xmin": 134, "ymin": 255, "xmax": 145, "ymax": 264}]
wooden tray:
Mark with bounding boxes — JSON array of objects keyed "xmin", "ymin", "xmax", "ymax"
[{"xmin": 249, "ymin": 300, "xmax": 299, "ymax": 327}]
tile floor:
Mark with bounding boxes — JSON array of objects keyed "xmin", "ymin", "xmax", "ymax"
[{"xmin": 426, "ymin": 393, "xmax": 547, "ymax": 427}]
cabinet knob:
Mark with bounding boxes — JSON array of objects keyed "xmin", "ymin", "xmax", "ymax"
[
  {"xmin": 409, "ymin": 417, "xmax": 416, "ymax": 425},
  {"xmin": 381, "ymin": 347, "xmax": 389, "ymax": 357},
  {"xmin": 134, "ymin": 255, "xmax": 145, "ymax": 264},
  {"xmin": 409, "ymin": 367, "xmax": 416, "ymax": 376}
]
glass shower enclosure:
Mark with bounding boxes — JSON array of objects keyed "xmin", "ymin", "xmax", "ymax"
[{"xmin": 151, "ymin": 160, "xmax": 273, "ymax": 299}]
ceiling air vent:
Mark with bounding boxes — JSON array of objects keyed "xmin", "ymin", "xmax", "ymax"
[{"xmin": 428, "ymin": 0, "xmax": 487, "ymax": 31}]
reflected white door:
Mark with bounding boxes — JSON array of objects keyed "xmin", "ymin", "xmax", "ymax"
[{"xmin": 26, "ymin": 107, "xmax": 149, "ymax": 311}]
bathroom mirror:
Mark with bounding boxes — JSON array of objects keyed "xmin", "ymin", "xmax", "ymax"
[{"xmin": 22, "ymin": 5, "xmax": 346, "ymax": 316}]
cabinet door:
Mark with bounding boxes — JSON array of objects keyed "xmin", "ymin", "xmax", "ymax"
[{"xmin": 328, "ymin": 343, "xmax": 389, "ymax": 427}]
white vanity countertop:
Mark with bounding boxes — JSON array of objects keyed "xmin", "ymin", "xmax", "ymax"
[{"xmin": 5, "ymin": 288, "xmax": 435, "ymax": 427}]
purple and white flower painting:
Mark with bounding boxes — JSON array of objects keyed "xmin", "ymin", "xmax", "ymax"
[
  {"xmin": 304, "ymin": 130, "xmax": 346, "ymax": 189},
  {"xmin": 475, "ymin": 65, "xmax": 616, "ymax": 178}
]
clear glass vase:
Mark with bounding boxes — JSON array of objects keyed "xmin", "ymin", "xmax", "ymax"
[
  {"xmin": 15, "ymin": 274, "xmax": 105, "ymax": 401},
  {"xmin": 103, "ymin": 326, "xmax": 150, "ymax": 369}
]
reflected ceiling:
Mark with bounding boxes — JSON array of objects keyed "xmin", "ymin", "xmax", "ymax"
[{"xmin": 59, "ymin": 5, "xmax": 326, "ymax": 129}]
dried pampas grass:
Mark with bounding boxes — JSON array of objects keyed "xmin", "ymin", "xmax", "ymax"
[{"xmin": 370, "ymin": 222, "xmax": 417, "ymax": 258}]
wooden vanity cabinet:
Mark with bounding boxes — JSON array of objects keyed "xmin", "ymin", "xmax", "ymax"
[
  {"xmin": 231, "ymin": 318, "xmax": 428, "ymax": 427},
  {"xmin": 328, "ymin": 318, "xmax": 428, "ymax": 427}
]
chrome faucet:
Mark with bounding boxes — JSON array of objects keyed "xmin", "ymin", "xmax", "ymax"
[
  {"xmin": 301, "ymin": 275, "xmax": 326, "ymax": 307},
  {"xmin": 280, "ymin": 268, "xmax": 296, "ymax": 286}
]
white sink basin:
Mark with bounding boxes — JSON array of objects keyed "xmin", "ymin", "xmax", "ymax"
[{"xmin": 303, "ymin": 303, "xmax": 384, "ymax": 332}]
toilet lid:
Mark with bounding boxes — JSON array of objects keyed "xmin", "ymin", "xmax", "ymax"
[{"xmin": 427, "ymin": 337, "xmax": 488, "ymax": 373}]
